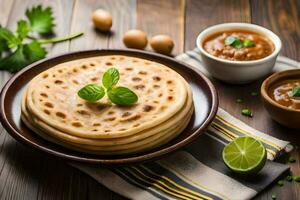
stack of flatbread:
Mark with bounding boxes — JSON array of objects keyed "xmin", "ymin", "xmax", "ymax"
[{"xmin": 21, "ymin": 55, "xmax": 194, "ymax": 155}]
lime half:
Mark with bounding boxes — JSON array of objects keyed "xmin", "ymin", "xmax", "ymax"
[{"xmin": 222, "ymin": 136, "xmax": 267, "ymax": 175}]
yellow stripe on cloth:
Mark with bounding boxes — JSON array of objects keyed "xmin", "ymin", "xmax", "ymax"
[
  {"xmin": 158, "ymin": 162, "xmax": 231, "ymax": 200},
  {"xmin": 212, "ymin": 119, "xmax": 277, "ymax": 157},
  {"xmin": 140, "ymin": 165, "xmax": 213, "ymax": 200},
  {"xmin": 215, "ymin": 115, "xmax": 281, "ymax": 150},
  {"xmin": 124, "ymin": 168, "xmax": 196, "ymax": 200}
]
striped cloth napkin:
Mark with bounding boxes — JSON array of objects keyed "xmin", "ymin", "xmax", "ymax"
[{"xmin": 72, "ymin": 49, "xmax": 298, "ymax": 200}]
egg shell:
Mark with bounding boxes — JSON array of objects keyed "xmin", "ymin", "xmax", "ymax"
[
  {"xmin": 92, "ymin": 9, "xmax": 112, "ymax": 31},
  {"xmin": 123, "ymin": 30, "xmax": 148, "ymax": 49},
  {"xmin": 150, "ymin": 35, "xmax": 174, "ymax": 55}
]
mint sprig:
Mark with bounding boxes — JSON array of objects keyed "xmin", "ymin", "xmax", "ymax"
[
  {"xmin": 78, "ymin": 68, "xmax": 138, "ymax": 106},
  {"xmin": 78, "ymin": 84, "xmax": 105, "ymax": 102},
  {"xmin": 102, "ymin": 68, "xmax": 120, "ymax": 89},
  {"xmin": 108, "ymin": 87, "xmax": 138, "ymax": 106},
  {"xmin": 0, "ymin": 4, "xmax": 83, "ymax": 73}
]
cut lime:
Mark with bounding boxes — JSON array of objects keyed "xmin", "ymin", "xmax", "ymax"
[{"xmin": 222, "ymin": 136, "xmax": 267, "ymax": 175}]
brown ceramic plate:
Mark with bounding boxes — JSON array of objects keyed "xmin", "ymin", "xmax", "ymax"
[{"xmin": 0, "ymin": 49, "xmax": 218, "ymax": 165}]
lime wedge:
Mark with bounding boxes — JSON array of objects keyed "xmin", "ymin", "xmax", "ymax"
[{"xmin": 222, "ymin": 136, "xmax": 267, "ymax": 175}]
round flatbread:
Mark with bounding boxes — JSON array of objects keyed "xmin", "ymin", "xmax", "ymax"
[
  {"xmin": 22, "ymin": 82, "xmax": 193, "ymax": 147},
  {"xmin": 25, "ymin": 55, "xmax": 188, "ymax": 139}
]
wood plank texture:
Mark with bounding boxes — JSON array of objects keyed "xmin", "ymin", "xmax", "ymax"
[
  {"xmin": 0, "ymin": 0, "xmax": 300, "ymax": 199},
  {"xmin": 250, "ymin": 1, "xmax": 300, "ymax": 199},
  {"xmin": 137, "ymin": 0, "xmax": 185, "ymax": 55}
]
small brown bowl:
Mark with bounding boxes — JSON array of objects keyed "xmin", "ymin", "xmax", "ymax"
[{"xmin": 261, "ymin": 69, "xmax": 300, "ymax": 129}]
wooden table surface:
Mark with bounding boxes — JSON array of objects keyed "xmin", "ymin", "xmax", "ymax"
[{"xmin": 0, "ymin": 0, "xmax": 299, "ymax": 199}]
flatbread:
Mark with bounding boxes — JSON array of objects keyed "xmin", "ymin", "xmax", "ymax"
[
  {"xmin": 21, "ymin": 82, "xmax": 193, "ymax": 147},
  {"xmin": 21, "ymin": 55, "xmax": 194, "ymax": 155},
  {"xmin": 25, "ymin": 55, "xmax": 188, "ymax": 138}
]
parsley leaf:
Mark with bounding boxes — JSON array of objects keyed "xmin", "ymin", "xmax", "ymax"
[
  {"xmin": 0, "ymin": 5, "xmax": 82, "ymax": 73},
  {"xmin": 26, "ymin": 5, "xmax": 54, "ymax": 34},
  {"xmin": 232, "ymin": 39, "xmax": 243, "ymax": 49},
  {"xmin": 0, "ymin": 27, "xmax": 20, "ymax": 49},
  {"xmin": 289, "ymin": 86, "xmax": 300, "ymax": 97},
  {"xmin": 17, "ymin": 20, "xmax": 30, "ymax": 40},
  {"xmin": 0, "ymin": 39, "xmax": 9, "ymax": 58},
  {"xmin": 0, "ymin": 41, "xmax": 46, "ymax": 73},
  {"xmin": 224, "ymin": 36, "xmax": 236, "ymax": 46},
  {"xmin": 243, "ymin": 39, "xmax": 255, "ymax": 47}
]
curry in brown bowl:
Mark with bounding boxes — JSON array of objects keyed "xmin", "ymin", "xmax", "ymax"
[{"xmin": 261, "ymin": 69, "xmax": 300, "ymax": 129}]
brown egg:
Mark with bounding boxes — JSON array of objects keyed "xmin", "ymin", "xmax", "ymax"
[
  {"xmin": 123, "ymin": 30, "xmax": 148, "ymax": 49},
  {"xmin": 91, "ymin": 9, "xmax": 112, "ymax": 31},
  {"xmin": 150, "ymin": 35, "xmax": 174, "ymax": 55}
]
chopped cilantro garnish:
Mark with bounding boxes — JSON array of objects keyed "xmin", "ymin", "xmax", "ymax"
[
  {"xmin": 251, "ymin": 91, "xmax": 258, "ymax": 96},
  {"xmin": 277, "ymin": 180, "xmax": 284, "ymax": 187},
  {"xmin": 241, "ymin": 108, "xmax": 253, "ymax": 117},
  {"xmin": 236, "ymin": 98, "xmax": 243, "ymax": 103},
  {"xmin": 288, "ymin": 156, "xmax": 296, "ymax": 163}
]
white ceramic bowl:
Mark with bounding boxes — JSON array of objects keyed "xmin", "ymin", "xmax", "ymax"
[{"xmin": 196, "ymin": 23, "xmax": 282, "ymax": 84}]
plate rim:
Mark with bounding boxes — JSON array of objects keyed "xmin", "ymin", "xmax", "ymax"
[{"xmin": 0, "ymin": 49, "xmax": 218, "ymax": 165}]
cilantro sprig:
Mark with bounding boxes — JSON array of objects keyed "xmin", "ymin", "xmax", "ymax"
[
  {"xmin": 78, "ymin": 68, "xmax": 138, "ymax": 106},
  {"xmin": 224, "ymin": 36, "xmax": 255, "ymax": 49},
  {"xmin": 0, "ymin": 5, "xmax": 83, "ymax": 73},
  {"xmin": 288, "ymin": 86, "xmax": 300, "ymax": 97}
]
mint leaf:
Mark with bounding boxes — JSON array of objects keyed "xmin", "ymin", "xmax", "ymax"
[
  {"xmin": 78, "ymin": 84, "xmax": 105, "ymax": 102},
  {"xmin": 243, "ymin": 39, "xmax": 255, "ymax": 47},
  {"xmin": 0, "ymin": 27, "xmax": 20, "ymax": 49},
  {"xmin": 17, "ymin": 20, "xmax": 30, "ymax": 40},
  {"xmin": 289, "ymin": 86, "xmax": 300, "ymax": 97},
  {"xmin": 224, "ymin": 36, "xmax": 237, "ymax": 45},
  {"xmin": 102, "ymin": 68, "xmax": 120, "ymax": 89},
  {"xmin": 26, "ymin": 5, "xmax": 54, "ymax": 34},
  {"xmin": 0, "ymin": 41, "xmax": 46, "ymax": 73},
  {"xmin": 108, "ymin": 86, "xmax": 138, "ymax": 106}
]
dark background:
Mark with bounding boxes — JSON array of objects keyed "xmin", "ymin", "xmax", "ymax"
[{"xmin": 0, "ymin": 0, "xmax": 299, "ymax": 199}]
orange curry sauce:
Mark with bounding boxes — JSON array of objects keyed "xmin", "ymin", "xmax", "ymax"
[
  {"xmin": 203, "ymin": 30, "xmax": 275, "ymax": 61},
  {"xmin": 269, "ymin": 79, "xmax": 300, "ymax": 110}
]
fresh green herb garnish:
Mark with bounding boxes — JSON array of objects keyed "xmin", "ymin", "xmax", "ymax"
[
  {"xmin": 288, "ymin": 86, "xmax": 300, "ymax": 97},
  {"xmin": 107, "ymin": 87, "xmax": 138, "ymax": 106},
  {"xmin": 236, "ymin": 98, "xmax": 243, "ymax": 103},
  {"xmin": 78, "ymin": 84, "xmax": 105, "ymax": 102},
  {"xmin": 0, "ymin": 5, "xmax": 83, "ymax": 73},
  {"xmin": 241, "ymin": 108, "xmax": 253, "ymax": 117},
  {"xmin": 224, "ymin": 36, "xmax": 255, "ymax": 49},
  {"xmin": 288, "ymin": 156, "xmax": 296, "ymax": 163},
  {"xmin": 224, "ymin": 36, "xmax": 236, "ymax": 45},
  {"xmin": 102, "ymin": 68, "xmax": 120, "ymax": 89},
  {"xmin": 243, "ymin": 39, "xmax": 255, "ymax": 47},
  {"xmin": 286, "ymin": 175, "xmax": 293, "ymax": 181},
  {"xmin": 25, "ymin": 5, "xmax": 55, "ymax": 34},
  {"xmin": 232, "ymin": 39, "xmax": 243, "ymax": 49},
  {"xmin": 78, "ymin": 68, "xmax": 138, "ymax": 106},
  {"xmin": 271, "ymin": 194, "xmax": 277, "ymax": 199},
  {"xmin": 277, "ymin": 180, "xmax": 284, "ymax": 187},
  {"xmin": 251, "ymin": 91, "xmax": 258, "ymax": 96},
  {"xmin": 293, "ymin": 176, "xmax": 300, "ymax": 182}
]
